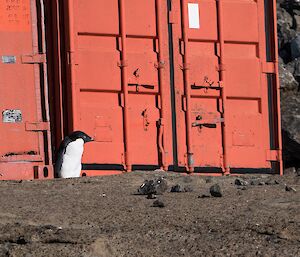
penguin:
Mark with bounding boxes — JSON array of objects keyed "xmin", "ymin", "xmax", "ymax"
[{"xmin": 55, "ymin": 131, "xmax": 94, "ymax": 178}]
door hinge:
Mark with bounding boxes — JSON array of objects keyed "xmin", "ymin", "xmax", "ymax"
[
  {"xmin": 261, "ymin": 62, "xmax": 277, "ymax": 74},
  {"xmin": 21, "ymin": 53, "xmax": 46, "ymax": 64},
  {"xmin": 266, "ymin": 149, "xmax": 282, "ymax": 161},
  {"xmin": 25, "ymin": 122, "xmax": 50, "ymax": 131}
]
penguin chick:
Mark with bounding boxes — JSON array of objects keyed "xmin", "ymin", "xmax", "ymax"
[{"xmin": 55, "ymin": 131, "xmax": 93, "ymax": 178}]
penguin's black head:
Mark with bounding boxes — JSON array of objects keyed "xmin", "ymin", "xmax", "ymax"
[{"xmin": 69, "ymin": 131, "xmax": 94, "ymax": 143}]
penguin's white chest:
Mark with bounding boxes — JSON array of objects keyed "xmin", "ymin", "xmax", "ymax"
[{"xmin": 60, "ymin": 138, "xmax": 84, "ymax": 178}]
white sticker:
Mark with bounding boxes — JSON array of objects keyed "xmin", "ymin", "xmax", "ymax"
[{"xmin": 188, "ymin": 3, "xmax": 200, "ymax": 29}]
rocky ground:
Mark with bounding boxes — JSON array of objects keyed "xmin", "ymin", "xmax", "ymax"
[
  {"xmin": 0, "ymin": 3, "xmax": 299, "ymax": 257},
  {"xmin": 278, "ymin": 0, "xmax": 300, "ymax": 166},
  {"xmin": 0, "ymin": 171, "xmax": 299, "ymax": 257}
]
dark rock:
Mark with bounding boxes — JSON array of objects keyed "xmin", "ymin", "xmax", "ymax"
[
  {"xmin": 297, "ymin": 168, "xmax": 300, "ymax": 176},
  {"xmin": 152, "ymin": 200, "xmax": 165, "ymax": 208},
  {"xmin": 286, "ymin": 58, "xmax": 300, "ymax": 85},
  {"xmin": 198, "ymin": 194, "xmax": 210, "ymax": 198},
  {"xmin": 265, "ymin": 179, "xmax": 280, "ymax": 185},
  {"xmin": 284, "ymin": 167, "xmax": 296, "ymax": 175},
  {"xmin": 277, "ymin": 7, "xmax": 296, "ymax": 60},
  {"xmin": 171, "ymin": 184, "xmax": 183, "ymax": 193},
  {"xmin": 285, "ymin": 185, "xmax": 297, "ymax": 192},
  {"xmin": 210, "ymin": 184, "xmax": 223, "ymax": 197},
  {"xmin": 280, "ymin": 0, "xmax": 300, "ymax": 12},
  {"xmin": 138, "ymin": 177, "xmax": 168, "ymax": 195},
  {"xmin": 147, "ymin": 194, "xmax": 157, "ymax": 199},
  {"xmin": 170, "ymin": 184, "xmax": 193, "ymax": 193},
  {"xmin": 250, "ymin": 180, "xmax": 266, "ymax": 186},
  {"xmin": 279, "ymin": 59, "xmax": 299, "ymax": 90},
  {"xmin": 234, "ymin": 178, "xmax": 249, "ymax": 186},
  {"xmin": 293, "ymin": 9, "xmax": 300, "ymax": 32},
  {"xmin": 280, "ymin": 89, "xmax": 300, "ymax": 165},
  {"xmin": 291, "ymin": 35, "xmax": 300, "ymax": 59},
  {"xmin": 250, "ymin": 180, "xmax": 260, "ymax": 186},
  {"xmin": 205, "ymin": 177, "xmax": 212, "ymax": 183},
  {"xmin": 16, "ymin": 236, "xmax": 28, "ymax": 245}
]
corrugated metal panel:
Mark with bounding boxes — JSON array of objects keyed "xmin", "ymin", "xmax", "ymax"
[
  {"xmin": 0, "ymin": 0, "xmax": 53, "ymax": 180},
  {"xmin": 0, "ymin": 0, "xmax": 282, "ymax": 179},
  {"xmin": 61, "ymin": 0, "xmax": 282, "ymax": 175}
]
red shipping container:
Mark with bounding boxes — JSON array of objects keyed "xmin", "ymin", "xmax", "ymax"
[{"xmin": 0, "ymin": 0, "xmax": 282, "ymax": 180}]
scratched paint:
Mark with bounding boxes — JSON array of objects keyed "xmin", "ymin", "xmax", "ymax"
[{"xmin": 0, "ymin": 0, "xmax": 31, "ymax": 32}]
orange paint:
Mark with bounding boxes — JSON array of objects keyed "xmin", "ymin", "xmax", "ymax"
[
  {"xmin": 0, "ymin": 0, "xmax": 282, "ymax": 180},
  {"xmin": 0, "ymin": 0, "xmax": 31, "ymax": 32}
]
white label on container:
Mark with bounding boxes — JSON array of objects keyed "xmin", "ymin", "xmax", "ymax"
[
  {"xmin": 188, "ymin": 3, "xmax": 200, "ymax": 29},
  {"xmin": 2, "ymin": 56, "xmax": 16, "ymax": 64},
  {"xmin": 2, "ymin": 109, "xmax": 22, "ymax": 123}
]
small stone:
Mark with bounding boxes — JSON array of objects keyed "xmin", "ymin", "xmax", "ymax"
[
  {"xmin": 250, "ymin": 180, "xmax": 260, "ymax": 186},
  {"xmin": 184, "ymin": 186, "xmax": 193, "ymax": 192},
  {"xmin": 152, "ymin": 200, "xmax": 165, "ymax": 208},
  {"xmin": 284, "ymin": 167, "xmax": 296, "ymax": 175},
  {"xmin": 171, "ymin": 184, "xmax": 183, "ymax": 193},
  {"xmin": 234, "ymin": 178, "xmax": 249, "ymax": 186},
  {"xmin": 205, "ymin": 177, "xmax": 212, "ymax": 183},
  {"xmin": 147, "ymin": 194, "xmax": 157, "ymax": 199},
  {"xmin": 138, "ymin": 177, "xmax": 168, "ymax": 195},
  {"xmin": 210, "ymin": 184, "xmax": 222, "ymax": 197},
  {"xmin": 285, "ymin": 185, "xmax": 297, "ymax": 192},
  {"xmin": 265, "ymin": 180, "xmax": 274, "ymax": 185},
  {"xmin": 170, "ymin": 184, "xmax": 193, "ymax": 193},
  {"xmin": 258, "ymin": 181, "xmax": 266, "ymax": 186}
]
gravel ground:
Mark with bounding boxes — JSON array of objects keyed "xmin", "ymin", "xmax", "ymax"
[{"xmin": 0, "ymin": 171, "xmax": 299, "ymax": 257}]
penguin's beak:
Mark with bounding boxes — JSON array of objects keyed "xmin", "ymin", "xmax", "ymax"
[{"xmin": 89, "ymin": 137, "xmax": 94, "ymax": 142}]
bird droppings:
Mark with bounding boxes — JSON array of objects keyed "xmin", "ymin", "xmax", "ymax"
[{"xmin": 210, "ymin": 184, "xmax": 223, "ymax": 197}]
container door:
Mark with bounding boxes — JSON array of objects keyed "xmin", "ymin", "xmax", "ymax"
[
  {"xmin": 170, "ymin": 0, "xmax": 281, "ymax": 173},
  {"xmin": 64, "ymin": 0, "xmax": 172, "ymax": 170},
  {"xmin": 0, "ymin": 0, "xmax": 53, "ymax": 180}
]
